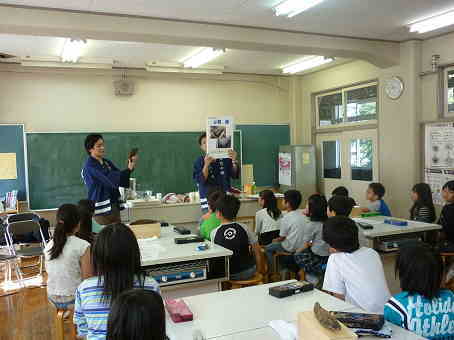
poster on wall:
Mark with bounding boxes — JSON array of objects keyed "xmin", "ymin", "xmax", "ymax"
[
  {"xmin": 206, "ymin": 116, "xmax": 234, "ymax": 159},
  {"xmin": 425, "ymin": 168, "xmax": 454, "ymax": 205},
  {"xmin": 426, "ymin": 122, "xmax": 454, "ymax": 168},
  {"xmin": 279, "ymin": 152, "xmax": 292, "ymax": 186}
]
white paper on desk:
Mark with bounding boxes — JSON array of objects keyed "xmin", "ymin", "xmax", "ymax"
[
  {"xmin": 269, "ymin": 320, "xmax": 297, "ymax": 340},
  {"xmin": 138, "ymin": 238, "xmax": 165, "ymax": 261}
]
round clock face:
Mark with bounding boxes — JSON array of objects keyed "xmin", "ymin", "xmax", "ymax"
[{"xmin": 385, "ymin": 77, "xmax": 404, "ymax": 100}]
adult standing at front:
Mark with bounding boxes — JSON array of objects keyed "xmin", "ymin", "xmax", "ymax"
[
  {"xmin": 193, "ymin": 132, "xmax": 240, "ymax": 213},
  {"xmin": 82, "ymin": 134, "xmax": 137, "ymax": 225}
]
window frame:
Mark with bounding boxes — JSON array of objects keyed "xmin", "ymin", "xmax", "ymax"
[
  {"xmin": 444, "ymin": 66, "xmax": 454, "ymax": 118},
  {"xmin": 315, "ymin": 81, "xmax": 379, "ymax": 130}
]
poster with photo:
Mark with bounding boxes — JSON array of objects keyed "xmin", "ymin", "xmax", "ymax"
[
  {"xmin": 279, "ymin": 152, "xmax": 292, "ymax": 186},
  {"xmin": 206, "ymin": 116, "xmax": 234, "ymax": 159},
  {"xmin": 426, "ymin": 122, "xmax": 454, "ymax": 168},
  {"xmin": 425, "ymin": 168, "xmax": 454, "ymax": 205}
]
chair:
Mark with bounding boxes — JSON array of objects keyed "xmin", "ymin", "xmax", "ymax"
[
  {"xmin": 271, "ymin": 251, "xmax": 293, "ymax": 281},
  {"xmin": 0, "ymin": 253, "xmax": 24, "ymax": 290},
  {"xmin": 49, "ymin": 302, "xmax": 77, "ymax": 340},
  {"xmin": 227, "ymin": 245, "xmax": 266, "ymax": 289},
  {"xmin": 4, "ymin": 213, "xmax": 46, "ymax": 278}
]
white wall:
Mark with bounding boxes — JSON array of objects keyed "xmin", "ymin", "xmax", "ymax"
[{"xmin": 0, "ymin": 68, "xmax": 290, "ymax": 132}]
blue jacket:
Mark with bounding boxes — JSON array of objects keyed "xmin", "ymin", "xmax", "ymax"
[
  {"xmin": 192, "ymin": 156, "xmax": 239, "ymax": 211},
  {"xmin": 384, "ymin": 290, "xmax": 454, "ymax": 340},
  {"xmin": 81, "ymin": 156, "xmax": 131, "ymax": 216}
]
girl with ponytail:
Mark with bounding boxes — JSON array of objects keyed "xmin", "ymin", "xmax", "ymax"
[
  {"xmin": 255, "ymin": 190, "xmax": 283, "ymax": 245},
  {"xmin": 45, "ymin": 203, "xmax": 92, "ymax": 310}
]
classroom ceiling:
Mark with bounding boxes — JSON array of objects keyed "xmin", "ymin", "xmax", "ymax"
[
  {"xmin": 0, "ymin": 33, "xmax": 350, "ymax": 75},
  {"xmin": 1, "ymin": 0, "xmax": 454, "ymax": 41}
]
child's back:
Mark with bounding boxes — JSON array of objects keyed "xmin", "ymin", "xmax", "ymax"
[{"xmin": 280, "ymin": 210, "xmax": 306, "ymax": 252}]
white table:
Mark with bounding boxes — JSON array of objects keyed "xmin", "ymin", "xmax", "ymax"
[
  {"xmin": 166, "ymin": 281, "xmax": 426, "ymax": 340},
  {"xmin": 140, "ymin": 228, "xmax": 232, "ymax": 299}
]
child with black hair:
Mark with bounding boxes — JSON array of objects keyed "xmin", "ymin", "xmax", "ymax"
[
  {"xmin": 439, "ymin": 181, "xmax": 454, "ymax": 244},
  {"xmin": 74, "ymin": 223, "xmax": 160, "ymax": 339},
  {"xmin": 410, "ymin": 183, "xmax": 436, "ymax": 223},
  {"xmin": 384, "ymin": 242, "xmax": 454, "ymax": 339},
  {"xmin": 331, "ymin": 186, "xmax": 357, "ymax": 206},
  {"xmin": 76, "ymin": 199, "xmax": 96, "ymax": 244},
  {"xmin": 211, "ymin": 195, "xmax": 260, "ymax": 280},
  {"xmin": 265, "ymin": 190, "xmax": 306, "ymax": 269},
  {"xmin": 361, "ymin": 182, "xmax": 391, "ymax": 216},
  {"xmin": 45, "ymin": 204, "xmax": 92, "ymax": 310},
  {"xmin": 322, "ymin": 216, "xmax": 390, "ymax": 314},
  {"xmin": 327, "ymin": 196, "xmax": 368, "ymax": 247},
  {"xmin": 107, "ymin": 289, "xmax": 166, "ymax": 340},
  {"xmin": 199, "ymin": 189, "xmax": 223, "ymax": 240},
  {"xmin": 255, "ymin": 190, "xmax": 282, "ymax": 245}
]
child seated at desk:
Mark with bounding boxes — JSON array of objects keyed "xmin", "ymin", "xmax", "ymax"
[
  {"xmin": 199, "ymin": 189, "xmax": 223, "ymax": 240},
  {"xmin": 409, "ymin": 183, "xmax": 436, "ymax": 223},
  {"xmin": 106, "ymin": 289, "xmax": 166, "ymax": 340},
  {"xmin": 327, "ymin": 195, "xmax": 368, "ymax": 247},
  {"xmin": 211, "ymin": 195, "xmax": 260, "ymax": 281},
  {"xmin": 74, "ymin": 223, "xmax": 160, "ymax": 339},
  {"xmin": 265, "ymin": 190, "xmax": 306, "ymax": 270},
  {"xmin": 322, "ymin": 216, "xmax": 390, "ymax": 314},
  {"xmin": 255, "ymin": 190, "xmax": 282, "ymax": 246},
  {"xmin": 361, "ymin": 182, "xmax": 391, "ymax": 216},
  {"xmin": 385, "ymin": 242, "xmax": 454, "ymax": 340},
  {"xmin": 438, "ymin": 181, "xmax": 454, "ymax": 245},
  {"xmin": 45, "ymin": 204, "xmax": 92, "ymax": 310}
]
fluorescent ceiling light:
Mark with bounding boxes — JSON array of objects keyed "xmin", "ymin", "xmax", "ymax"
[
  {"xmin": 274, "ymin": 0, "xmax": 324, "ymax": 17},
  {"xmin": 146, "ymin": 61, "xmax": 224, "ymax": 74},
  {"xmin": 282, "ymin": 56, "xmax": 334, "ymax": 74},
  {"xmin": 181, "ymin": 48, "xmax": 226, "ymax": 68},
  {"xmin": 21, "ymin": 56, "xmax": 113, "ymax": 69},
  {"xmin": 409, "ymin": 10, "xmax": 454, "ymax": 34},
  {"xmin": 61, "ymin": 38, "xmax": 87, "ymax": 63}
]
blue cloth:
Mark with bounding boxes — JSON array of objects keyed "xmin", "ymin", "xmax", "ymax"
[
  {"xmin": 81, "ymin": 156, "xmax": 131, "ymax": 216},
  {"xmin": 384, "ymin": 290, "xmax": 454, "ymax": 340},
  {"xmin": 379, "ymin": 200, "xmax": 392, "ymax": 217},
  {"xmin": 192, "ymin": 156, "xmax": 239, "ymax": 211},
  {"xmin": 74, "ymin": 275, "xmax": 160, "ymax": 340}
]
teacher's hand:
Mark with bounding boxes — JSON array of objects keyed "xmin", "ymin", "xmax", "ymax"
[
  {"xmin": 228, "ymin": 149, "xmax": 237, "ymax": 161},
  {"xmin": 128, "ymin": 155, "xmax": 138, "ymax": 171},
  {"xmin": 204, "ymin": 155, "xmax": 215, "ymax": 166}
]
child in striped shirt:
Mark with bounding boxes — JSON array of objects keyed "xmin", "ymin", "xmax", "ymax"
[
  {"xmin": 410, "ymin": 183, "xmax": 436, "ymax": 223},
  {"xmin": 74, "ymin": 223, "xmax": 160, "ymax": 340}
]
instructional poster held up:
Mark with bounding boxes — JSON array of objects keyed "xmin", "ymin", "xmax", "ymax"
[{"xmin": 206, "ymin": 117, "xmax": 234, "ymax": 159}]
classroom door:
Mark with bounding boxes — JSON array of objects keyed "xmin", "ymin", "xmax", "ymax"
[{"xmin": 317, "ymin": 129, "xmax": 379, "ymax": 205}]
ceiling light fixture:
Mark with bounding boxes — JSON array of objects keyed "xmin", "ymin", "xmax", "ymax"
[
  {"xmin": 273, "ymin": 0, "xmax": 324, "ymax": 18},
  {"xmin": 409, "ymin": 10, "xmax": 454, "ymax": 34},
  {"xmin": 21, "ymin": 56, "xmax": 113, "ymax": 69},
  {"xmin": 146, "ymin": 61, "xmax": 224, "ymax": 74},
  {"xmin": 181, "ymin": 48, "xmax": 226, "ymax": 68},
  {"xmin": 61, "ymin": 38, "xmax": 87, "ymax": 63},
  {"xmin": 282, "ymin": 56, "xmax": 334, "ymax": 74}
]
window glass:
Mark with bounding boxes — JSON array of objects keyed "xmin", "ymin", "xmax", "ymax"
[
  {"xmin": 448, "ymin": 70, "xmax": 454, "ymax": 113},
  {"xmin": 323, "ymin": 140, "xmax": 341, "ymax": 179},
  {"xmin": 346, "ymin": 85, "xmax": 377, "ymax": 123},
  {"xmin": 318, "ymin": 93, "xmax": 343, "ymax": 126},
  {"xmin": 350, "ymin": 139, "xmax": 373, "ymax": 181}
]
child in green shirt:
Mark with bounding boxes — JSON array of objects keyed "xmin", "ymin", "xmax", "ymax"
[{"xmin": 200, "ymin": 190, "xmax": 223, "ymax": 240}]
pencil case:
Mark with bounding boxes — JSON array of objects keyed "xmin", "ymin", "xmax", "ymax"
[
  {"xmin": 384, "ymin": 218, "xmax": 408, "ymax": 227},
  {"xmin": 165, "ymin": 298, "xmax": 193, "ymax": 323}
]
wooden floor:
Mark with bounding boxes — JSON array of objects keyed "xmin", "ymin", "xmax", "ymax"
[{"xmin": 0, "ymin": 257, "xmax": 73, "ymax": 340}]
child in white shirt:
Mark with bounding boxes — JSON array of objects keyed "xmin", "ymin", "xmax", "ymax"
[
  {"xmin": 45, "ymin": 204, "xmax": 92, "ymax": 309},
  {"xmin": 322, "ymin": 216, "xmax": 390, "ymax": 314},
  {"xmin": 255, "ymin": 190, "xmax": 282, "ymax": 245}
]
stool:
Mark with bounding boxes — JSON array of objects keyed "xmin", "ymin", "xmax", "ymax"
[
  {"xmin": 49, "ymin": 303, "xmax": 77, "ymax": 340},
  {"xmin": 228, "ymin": 272, "xmax": 264, "ymax": 289}
]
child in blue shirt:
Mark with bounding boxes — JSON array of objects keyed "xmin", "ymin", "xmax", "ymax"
[
  {"xmin": 384, "ymin": 242, "xmax": 454, "ymax": 340},
  {"xmin": 361, "ymin": 182, "xmax": 391, "ymax": 216}
]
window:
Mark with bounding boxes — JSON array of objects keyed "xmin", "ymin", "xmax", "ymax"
[
  {"xmin": 316, "ymin": 83, "xmax": 378, "ymax": 128},
  {"xmin": 323, "ymin": 140, "xmax": 341, "ymax": 179},
  {"xmin": 447, "ymin": 69, "xmax": 454, "ymax": 116},
  {"xmin": 350, "ymin": 139, "xmax": 373, "ymax": 181}
]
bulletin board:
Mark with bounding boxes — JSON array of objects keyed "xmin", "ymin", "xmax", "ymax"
[{"xmin": 423, "ymin": 120, "xmax": 454, "ymax": 205}]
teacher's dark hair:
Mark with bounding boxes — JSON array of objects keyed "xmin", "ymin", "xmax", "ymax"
[
  {"xmin": 198, "ymin": 132, "xmax": 207, "ymax": 146},
  {"xmin": 85, "ymin": 134, "xmax": 103, "ymax": 154},
  {"xmin": 107, "ymin": 289, "xmax": 166, "ymax": 340},
  {"xmin": 49, "ymin": 204, "xmax": 80, "ymax": 260},
  {"xmin": 92, "ymin": 223, "xmax": 145, "ymax": 305}
]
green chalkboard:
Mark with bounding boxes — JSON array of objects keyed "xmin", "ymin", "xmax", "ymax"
[
  {"xmin": 27, "ymin": 131, "xmax": 242, "ymax": 210},
  {"xmin": 237, "ymin": 125, "xmax": 290, "ymax": 187}
]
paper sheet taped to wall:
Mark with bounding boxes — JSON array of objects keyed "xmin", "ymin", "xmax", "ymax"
[{"xmin": 0, "ymin": 153, "xmax": 17, "ymax": 180}]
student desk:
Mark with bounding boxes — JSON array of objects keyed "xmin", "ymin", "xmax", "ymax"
[
  {"xmin": 354, "ymin": 216, "xmax": 441, "ymax": 248},
  {"xmin": 127, "ymin": 197, "xmax": 260, "ymax": 231},
  {"xmin": 139, "ymin": 227, "xmax": 232, "ymax": 299},
  {"xmin": 166, "ymin": 281, "xmax": 425, "ymax": 340}
]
